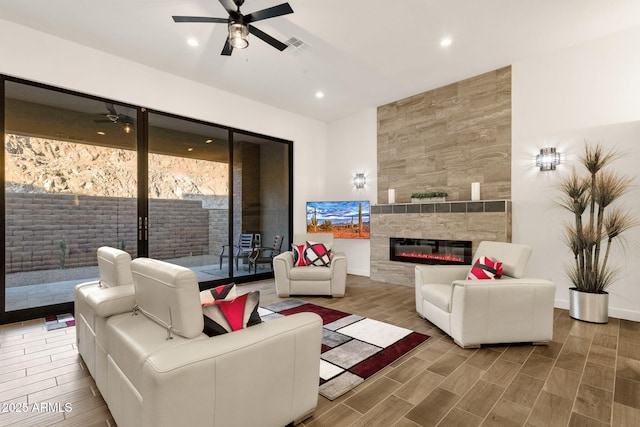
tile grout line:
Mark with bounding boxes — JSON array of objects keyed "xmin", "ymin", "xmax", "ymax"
[{"xmin": 610, "ymin": 321, "xmax": 620, "ymax": 425}]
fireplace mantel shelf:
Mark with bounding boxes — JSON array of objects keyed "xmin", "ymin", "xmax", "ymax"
[{"xmin": 371, "ymin": 200, "xmax": 511, "ymax": 215}]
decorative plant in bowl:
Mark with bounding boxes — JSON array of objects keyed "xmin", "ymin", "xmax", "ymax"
[
  {"xmin": 558, "ymin": 143, "xmax": 638, "ymax": 323},
  {"xmin": 411, "ymin": 191, "xmax": 448, "ymax": 203}
]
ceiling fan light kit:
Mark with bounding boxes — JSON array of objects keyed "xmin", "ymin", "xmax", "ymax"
[
  {"xmin": 172, "ymin": 0, "xmax": 293, "ymax": 56},
  {"xmin": 229, "ymin": 21, "xmax": 249, "ymax": 49}
]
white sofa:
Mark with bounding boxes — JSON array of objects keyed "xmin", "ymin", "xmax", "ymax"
[
  {"xmin": 415, "ymin": 241, "xmax": 556, "ymax": 348},
  {"xmin": 76, "ymin": 255, "xmax": 323, "ymax": 427},
  {"xmin": 273, "ymin": 233, "xmax": 347, "ymax": 297}
]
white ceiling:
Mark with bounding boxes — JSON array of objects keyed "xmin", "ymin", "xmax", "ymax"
[{"xmin": 2, "ymin": 0, "xmax": 640, "ymax": 123}]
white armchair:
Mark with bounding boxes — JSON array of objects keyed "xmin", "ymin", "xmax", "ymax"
[
  {"xmin": 415, "ymin": 241, "xmax": 555, "ymax": 348},
  {"xmin": 273, "ymin": 233, "xmax": 347, "ymax": 297}
]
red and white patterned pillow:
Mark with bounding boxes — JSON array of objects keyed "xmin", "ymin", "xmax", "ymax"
[
  {"xmin": 202, "ymin": 291, "xmax": 262, "ymax": 336},
  {"xmin": 292, "ymin": 243, "xmax": 310, "ymax": 266},
  {"xmin": 200, "ymin": 283, "xmax": 237, "ymax": 306},
  {"xmin": 467, "ymin": 256, "xmax": 503, "ymax": 280},
  {"xmin": 304, "ymin": 241, "xmax": 332, "ymax": 267}
]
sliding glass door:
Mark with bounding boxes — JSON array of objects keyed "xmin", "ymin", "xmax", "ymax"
[
  {"xmin": 1, "ymin": 76, "xmax": 292, "ymax": 323},
  {"xmin": 3, "ymin": 81, "xmax": 138, "ymax": 315},
  {"xmin": 147, "ymin": 112, "xmax": 231, "ymax": 282},
  {"xmin": 233, "ymin": 132, "xmax": 291, "ymax": 277}
]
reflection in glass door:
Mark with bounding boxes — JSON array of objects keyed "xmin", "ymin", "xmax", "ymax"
[
  {"xmin": 233, "ymin": 132, "xmax": 290, "ymax": 278},
  {"xmin": 147, "ymin": 113, "xmax": 231, "ymax": 283},
  {"xmin": 3, "ymin": 81, "xmax": 137, "ymax": 314}
]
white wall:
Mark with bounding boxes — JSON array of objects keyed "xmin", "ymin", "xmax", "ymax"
[
  {"xmin": 325, "ymin": 108, "xmax": 377, "ymax": 276},
  {"xmin": 0, "ymin": 19, "xmax": 327, "ymax": 242},
  {"xmin": 512, "ymin": 25, "xmax": 640, "ymax": 321}
]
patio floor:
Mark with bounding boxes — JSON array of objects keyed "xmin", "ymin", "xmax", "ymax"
[{"xmin": 4, "ymin": 254, "xmax": 264, "ymax": 312}]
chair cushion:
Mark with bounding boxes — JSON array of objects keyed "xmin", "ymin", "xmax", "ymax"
[
  {"xmin": 97, "ymin": 246, "xmax": 133, "ymax": 288},
  {"xmin": 202, "ymin": 291, "xmax": 261, "ymax": 336},
  {"xmin": 420, "ymin": 283, "xmax": 453, "ymax": 313},
  {"xmin": 131, "ymin": 258, "xmax": 203, "ymax": 339},
  {"xmin": 289, "ymin": 265, "xmax": 332, "ymax": 280},
  {"xmin": 467, "ymin": 256, "xmax": 503, "ymax": 280}
]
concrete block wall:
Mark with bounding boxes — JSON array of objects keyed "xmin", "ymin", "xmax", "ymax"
[{"xmin": 5, "ymin": 193, "xmax": 215, "ymax": 273}]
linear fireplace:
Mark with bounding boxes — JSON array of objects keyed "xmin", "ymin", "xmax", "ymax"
[{"xmin": 389, "ymin": 238, "xmax": 472, "ymax": 265}]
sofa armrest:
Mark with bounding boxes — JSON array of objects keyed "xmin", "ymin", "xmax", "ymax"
[
  {"xmin": 273, "ymin": 251, "xmax": 293, "ymax": 275},
  {"xmin": 449, "ymin": 278, "xmax": 556, "ymax": 347},
  {"xmin": 329, "ymin": 251, "xmax": 347, "ymax": 297},
  {"xmin": 87, "ymin": 284, "xmax": 136, "ymax": 318},
  {"xmin": 141, "ymin": 312, "xmax": 322, "ymax": 427},
  {"xmin": 274, "ymin": 251, "xmax": 294, "ymax": 297},
  {"xmin": 415, "ymin": 265, "xmax": 469, "ymax": 312}
]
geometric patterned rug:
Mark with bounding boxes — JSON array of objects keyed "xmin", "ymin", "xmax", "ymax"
[
  {"xmin": 44, "ymin": 313, "xmax": 75, "ymax": 331},
  {"xmin": 259, "ymin": 299, "xmax": 430, "ymax": 400}
]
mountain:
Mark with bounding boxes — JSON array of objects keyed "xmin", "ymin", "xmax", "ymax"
[{"xmin": 5, "ymin": 134, "xmax": 229, "ymax": 200}]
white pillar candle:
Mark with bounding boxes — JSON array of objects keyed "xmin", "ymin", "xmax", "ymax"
[
  {"xmin": 471, "ymin": 182, "xmax": 480, "ymax": 201},
  {"xmin": 388, "ymin": 189, "xmax": 396, "ymax": 204}
]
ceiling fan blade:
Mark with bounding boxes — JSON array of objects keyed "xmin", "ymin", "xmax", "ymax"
[
  {"xmin": 248, "ymin": 25, "xmax": 288, "ymax": 51},
  {"xmin": 172, "ymin": 16, "xmax": 228, "ymax": 23},
  {"xmin": 218, "ymin": 0, "xmax": 237, "ymax": 15},
  {"xmin": 221, "ymin": 37, "xmax": 233, "ymax": 56},
  {"xmin": 245, "ymin": 3, "xmax": 293, "ymax": 23},
  {"xmin": 105, "ymin": 102, "xmax": 118, "ymax": 116}
]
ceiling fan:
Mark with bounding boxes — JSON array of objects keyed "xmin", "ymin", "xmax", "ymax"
[{"xmin": 172, "ymin": 0, "xmax": 294, "ymax": 56}]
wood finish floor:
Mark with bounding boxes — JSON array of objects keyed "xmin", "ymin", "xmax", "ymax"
[{"xmin": 1, "ymin": 275, "xmax": 640, "ymax": 426}]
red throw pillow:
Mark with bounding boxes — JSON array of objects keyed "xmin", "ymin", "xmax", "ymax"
[
  {"xmin": 202, "ymin": 291, "xmax": 261, "ymax": 336},
  {"xmin": 467, "ymin": 256, "xmax": 503, "ymax": 280},
  {"xmin": 292, "ymin": 244, "xmax": 310, "ymax": 266},
  {"xmin": 304, "ymin": 241, "xmax": 332, "ymax": 267},
  {"xmin": 200, "ymin": 283, "xmax": 236, "ymax": 306}
]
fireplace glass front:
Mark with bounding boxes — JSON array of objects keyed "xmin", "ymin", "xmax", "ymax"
[{"xmin": 389, "ymin": 238, "xmax": 472, "ymax": 265}]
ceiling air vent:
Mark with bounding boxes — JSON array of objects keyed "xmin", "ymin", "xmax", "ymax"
[{"xmin": 284, "ymin": 37, "xmax": 311, "ymax": 56}]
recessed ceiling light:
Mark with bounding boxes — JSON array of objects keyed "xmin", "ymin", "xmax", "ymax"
[
  {"xmin": 315, "ymin": 91, "xmax": 325, "ymax": 99},
  {"xmin": 440, "ymin": 38, "xmax": 452, "ymax": 47},
  {"xmin": 205, "ymin": 139, "xmax": 213, "ymax": 144},
  {"xmin": 187, "ymin": 147, "xmax": 194, "ymax": 152},
  {"xmin": 187, "ymin": 38, "xmax": 199, "ymax": 47},
  {"xmin": 97, "ymin": 131, "xmax": 106, "ymax": 136}
]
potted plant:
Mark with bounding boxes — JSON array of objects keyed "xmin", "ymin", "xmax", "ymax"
[
  {"xmin": 557, "ymin": 143, "xmax": 637, "ymax": 323},
  {"xmin": 411, "ymin": 191, "xmax": 448, "ymax": 203}
]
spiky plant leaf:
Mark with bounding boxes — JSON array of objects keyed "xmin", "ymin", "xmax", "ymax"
[
  {"xmin": 580, "ymin": 143, "xmax": 619, "ymax": 175},
  {"xmin": 594, "ymin": 171, "xmax": 633, "ymax": 208}
]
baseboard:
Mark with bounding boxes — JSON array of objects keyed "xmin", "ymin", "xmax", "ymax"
[{"xmin": 347, "ymin": 268, "xmax": 370, "ymax": 277}]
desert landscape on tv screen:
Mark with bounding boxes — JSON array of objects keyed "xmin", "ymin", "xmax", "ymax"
[{"xmin": 306, "ymin": 201, "xmax": 370, "ymax": 239}]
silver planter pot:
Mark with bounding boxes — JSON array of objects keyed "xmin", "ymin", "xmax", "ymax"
[{"xmin": 569, "ymin": 288, "xmax": 609, "ymax": 323}]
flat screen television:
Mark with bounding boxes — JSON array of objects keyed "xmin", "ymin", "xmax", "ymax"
[{"xmin": 306, "ymin": 201, "xmax": 370, "ymax": 239}]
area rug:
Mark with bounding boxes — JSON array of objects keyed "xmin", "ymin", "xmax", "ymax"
[
  {"xmin": 45, "ymin": 313, "xmax": 75, "ymax": 331},
  {"xmin": 259, "ymin": 300, "xmax": 429, "ymax": 400}
]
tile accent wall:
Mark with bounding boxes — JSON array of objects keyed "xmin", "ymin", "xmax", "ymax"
[
  {"xmin": 371, "ymin": 201, "xmax": 512, "ymax": 285},
  {"xmin": 377, "ymin": 66, "xmax": 512, "ymax": 204}
]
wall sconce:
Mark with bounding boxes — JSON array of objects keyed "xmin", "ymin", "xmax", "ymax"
[
  {"xmin": 536, "ymin": 147, "xmax": 561, "ymax": 171},
  {"xmin": 354, "ymin": 173, "xmax": 366, "ymax": 189}
]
